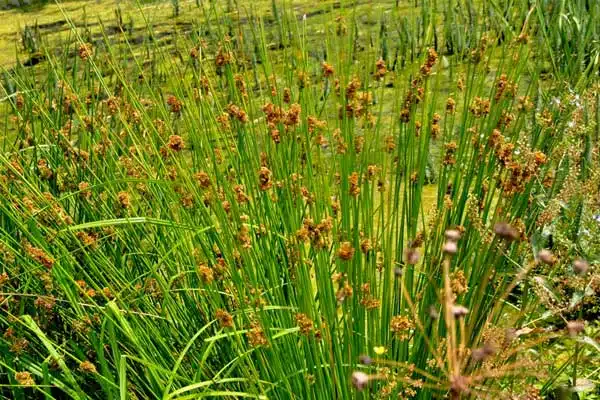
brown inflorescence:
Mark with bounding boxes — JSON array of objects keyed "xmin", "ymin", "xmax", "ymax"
[
  {"xmin": 390, "ymin": 315, "xmax": 414, "ymax": 340},
  {"xmin": 338, "ymin": 241, "xmax": 355, "ymax": 261},
  {"xmin": 215, "ymin": 309, "xmax": 234, "ymax": 328}
]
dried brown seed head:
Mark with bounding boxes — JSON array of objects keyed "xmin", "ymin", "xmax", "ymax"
[
  {"xmin": 358, "ymin": 354, "xmax": 372, "ymax": 365},
  {"xmin": 215, "ymin": 309, "xmax": 234, "ymax": 328},
  {"xmin": 573, "ymin": 259, "xmax": 589, "ymax": 275},
  {"xmin": 567, "ymin": 321, "xmax": 585, "ymax": 337},
  {"xmin": 351, "ymin": 371, "xmax": 369, "ymax": 391},
  {"xmin": 15, "ymin": 371, "xmax": 35, "ymax": 386},
  {"xmin": 443, "ymin": 241, "xmax": 458, "ymax": 255},
  {"xmin": 338, "ymin": 242, "xmax": 355, "ymax": 261},
  {"xmin": 429, "ymin": 305, "xmax": 440, "ymax": 320},
  {"xmin": 445, "ymin": 229, "xmax": 462, "ymax": 241},
  {"xmin": 79, "ymin": 361, "xmax": 97, "ymax": 374},
  {"xmin": 451, "ymin": 305, "xmax": 469, "ymax": 319},
  {"xmin": 493, "ymin": 222, "xmax": 519, "ymax": 241},
  {"xmin": 405, "ymin": 248, "xmax": 420, "ymax": 264},
  {"xmin": 537, "ymin": 249, "xmax": 556, "ymax": 265}
]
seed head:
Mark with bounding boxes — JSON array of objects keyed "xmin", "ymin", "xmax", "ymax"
[
  {"xmin": 295, "ymin": 313, "xmax": 314, "ymax": 335},
  {"xmin": 445, "ymin": 229, "xmax": 462, "ymax": 242},
  {"xmin": 428, "ymin": 305, "xmax": 440, "ymax": 320},
  {"xmin": 566, "ymin": 321, "xmax": 585, "ymax": 337},
  {"xmin": 322, "ymin": 62, "xmax": 335, "ymax": 78},
  {"xmin": 258, "ymin": 167, "xmax": 273, "ymax": 191},
  {"xmin": 15, "ymin": 371, "xmax": 35, "ymax": 386},
  {"xmin": 79, "ymin": 360, "xmax": 97, "ymax": 374},
  {"xmin": 405, "ymin": 247, "xmax": 420, "ymax": 264},
  {"xmin": 358, "ymin": 354, "xmax": 372, "ymax": 365},
  {"xmin": 78, "ymin": 43, "xmax": 93, "ymax": 61},
  {"xmin": 573, "ymin": 259, "xmax": 589, "ymax": 275},
  {"xmin": 451, "ymin": 305, "xmax": 469, "ymax": 319},
  {"xmin": 360, "ymin": 238, "xmax": 372, "ymax": 254},
  {"xmin": 443, "ymin": 241, "xmax": 458, "ymax": 255},
  {"xmin": 537, "ymin": 249, "xmax": 556, "ymax": 265},
  {"xmin": 166, "ymin": 95, "xmax": 183, "ymax": 114},
  {"xmin": 117, "ymin": 191, "xmax": 130, "ymax": 209},
  {"xmin": 390, "ymin": 315, "xmax": 414, "ymax": 339},
  {"xmin": 394, "ymin": 267, "xmax": 404, "ymax": 277},
  {"xmin": 336, "ymin": 281, "xmax": 353, "ymax": 304},
  {"xmin": 493, "ymin": 222, "xmax": 519, "ymax": 241},
  {"xmin": 471, "ymin": 342, "xmax": 496, "ymax": 361},
  {"xmin": 195, "ymin": 171, "xmax": 211, "ymax": 188},
  {"xmin": 446, "ymin": 97, "xmax": 456, "ymax": 113},
  {"xmin": 167, "ymin": 135, "xmax": 184, "ymax": 151},
  {"xmin": 246, "ymin": 321, "xmax": 269, "ymax": 347},
  {"xmin": 351, "ymin": 371, "xmax": 370, "ymax": 391},
  {"xmin": 215, "ymin": 309, "xmax": 234, "ymax": 328},
  {"xmin": 198, "ymin": 264, "xmax": 214, "ymax": 284},
  {"xmin": 338, "ymin": 242, "xmax": 355, "ymax": 261}
]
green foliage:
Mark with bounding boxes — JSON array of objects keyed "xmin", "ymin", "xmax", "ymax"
[{"xmin": 0, "ymin": 0, "xmax": 599, "ymax": 399}]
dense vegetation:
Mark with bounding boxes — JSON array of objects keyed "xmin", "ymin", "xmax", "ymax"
[{"xmin": 0, "ymin": 0, "xmax": 599, "ymax": 398}]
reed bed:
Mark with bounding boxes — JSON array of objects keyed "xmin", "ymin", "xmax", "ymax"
[{"xmin": 0, "ymin": 0, "xmax": 599, "ymax": 398}]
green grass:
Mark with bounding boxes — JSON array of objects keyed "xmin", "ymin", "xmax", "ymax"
[{"xmin": 0, "ymin": 0, "xmax": 599, "ymax": 399}]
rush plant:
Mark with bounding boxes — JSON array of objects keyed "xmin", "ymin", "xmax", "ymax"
[{"xmin": 0, "ymin": 0, "xmax": 598, "ymax": 399}]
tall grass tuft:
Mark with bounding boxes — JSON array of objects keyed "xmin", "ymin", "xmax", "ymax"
[{"xmin": 0, "ymin": 0, "xmax": 599, "ymax": 398}]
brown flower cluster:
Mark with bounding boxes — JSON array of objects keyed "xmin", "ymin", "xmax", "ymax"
[
  {"xmin": 78, "ymin": 43, "xmax": 93, "ymax": 61},
  {"xmin": 322, "ymin": 62, "xmax": 335, "ymax": 78},
  {"xmin": 349, "ymin": 172, "xmax": 361, "ymax": 197},
  {"xmin": 374, "ymin": 58, "xmax": 387, "ymax": 80},
  {"xmin": 15, "ymin": 371, "xmax": 35, "ymax": 386},
  {"xmin": 167, "ymin": 95, "xmax": 183, "ymax": 114},
  {"xmin": 24, "ymin": 242, "xmax": 54, "ymax": 269},
  {"xmin": 215, "ymin": 45, "xmax": 232, "ymax": 68},
  {"xmin": 443, "ymin": 141, "xmax": 458, "ymax": 165},
  {"xmin": 335, "ymin": 279, "xmax": 353, "ymax": 304},
  {"xmin": 400, "ymin": 80, "xmax": 424, "ymax": 123},
  {"xmin": 198, "ymin": 263, "xmax": 214, "ymax": 284},
  {"xmin": 494, "ymin": 74, "xmax": 518, "ymax": 101},
  {"xmin": 296, "ymin": 216, "xmax": 333, "ymax": 249},
  {"xmin": 226, "ymin": 103, "xmax": 248, "ymax": 123},
  {"xmin": 420, "ymin": 48, "xmax": 438, "ymax": 77},
  {"xmin": 469, "ymin": 97, "xmax": 491, "ymax": 117},
  {"xmin": 501, "ymin": 150, "xmax": 547, "ymax": 195},
  {"xmin": 167, "ymin": 134, "xmax": 184, "ymax": 152},
  {"xmin": 257, "ymin": 167, "xmax": 272, "ymax": 191},
  {"xmin": 390, "ymin": 315, "xmax": 414, "ymax": 340},
  {"xmin": 195, "ymin": 171, "xmax": 211, "ymax": 188},
  {"xmin": 215, "ymin": 309, "xmax": 234, "ymax": 328},
  {"xmin": 295, "ymin": 313, "xmax": 314, "ymax": 336},
  {"xmin": 450, "ymin": 270, "xmax": 468, "ymax": 296},
  {"xmin": 446, "ymin": 97, "xmax": 456, "ymax": 114},
  {"xmin": 79, "ymin": 360, "xmax": 97, "ymax": 374},
  {"xmin": 338, "ymin": 241, "xmax": 355, "ymax": 261},
  {"xmin": 246, "ymin": 321, "xmax": 269, "ymax": 347},
  {"xmin": 431, "ymin": 113, "xmax": 442, "ymax": 139},
  {"xmin": 360, "ymin": 283, "xmax": 381, "ymax": 310}
]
